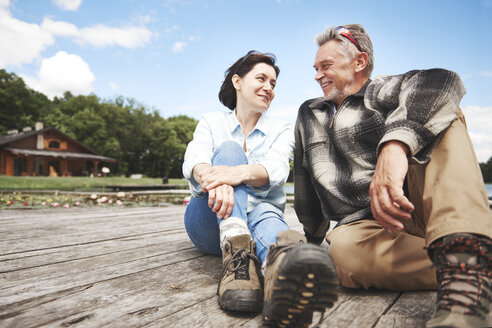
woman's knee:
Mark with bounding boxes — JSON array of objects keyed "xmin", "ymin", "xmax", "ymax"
[{"xmin": 212, "ymin": 141, "xmax": 247, "ymax": 166}]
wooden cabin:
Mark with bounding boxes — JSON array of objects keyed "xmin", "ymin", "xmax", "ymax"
[{"xmin": 0, "ymin": 122, "xmax": 116, "ymax": 177}]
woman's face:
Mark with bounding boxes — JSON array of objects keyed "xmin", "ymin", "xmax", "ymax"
[{"xmin": 234, "ymin": 63, "xmax": 277, "ymax": 113}]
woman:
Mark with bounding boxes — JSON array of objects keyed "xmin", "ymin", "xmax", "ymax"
[{"xmin": 182, "ymin": 51, "xmax": 294, "ymax": 313}]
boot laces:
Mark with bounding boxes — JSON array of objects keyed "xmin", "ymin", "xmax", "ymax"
[
  {"xmin": 222, "ymin": 248, "xmax": 261, "ymax": 280},
  {"xmin": 428, "ymin": 235, "xmax": 492, "ymax": 319}
]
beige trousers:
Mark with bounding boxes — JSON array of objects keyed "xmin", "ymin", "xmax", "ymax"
[{"xmin": 326, "ymin": 110, "xmax": 492, "ymax": 291}]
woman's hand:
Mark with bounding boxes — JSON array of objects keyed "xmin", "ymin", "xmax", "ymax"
[
  {"xmin": 199, "ymin": 165, "xmax": 245, "ymax": 192},
  {"xmin": 207, "ymin": 184, "xmax": 235, "ymax": 219}
]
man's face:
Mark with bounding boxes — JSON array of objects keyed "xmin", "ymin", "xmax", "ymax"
[{"xmin": 314, "ymin": 40, "xmax": 356, "ymax": 106}]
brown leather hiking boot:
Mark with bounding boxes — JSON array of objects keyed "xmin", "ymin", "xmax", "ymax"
[
  {"xmin": 262, "ymin": 230, "xmax": 339, "ymax": 327},
  {"xmin": 217, "ymin": 234, "xmax": 263, "ymax": 312},
  {"xmin": 426, "ymin": 234, "xmax": 492, "ymax": 328}
]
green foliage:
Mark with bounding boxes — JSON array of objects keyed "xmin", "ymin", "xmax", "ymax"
[
  {"xmin": 0, "ymin": 70, "xmax": 198, "ymax": 178},
  {"xmin": 480, "ymin": 156, "xmax": 492, "ymax": 183},
  {"xmin": 0, "ymin": 69, "xmax": 51, "ymax": 134}
]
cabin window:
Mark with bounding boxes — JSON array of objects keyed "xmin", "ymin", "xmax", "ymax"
[{"xmin": 49, "ymin": 141, "xmax": 60, "ymax": 149}]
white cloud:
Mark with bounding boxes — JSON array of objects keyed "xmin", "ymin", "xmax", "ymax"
[
  {"xmin": 22, "ymin": 51, "xmax": 95, "ymax": 99},
  {"xmin": 171, "ymin": 35, "xmax": 198, "ymax": 53},
  {"xmin": 52, "ymin": 0, "xmax": 82, "ymax": 11},
  {"xmin": 462, "ymin": 105, "xmax": 492, "ymax": 162},
  {"xmin": 0, "ymin": 0, "xmax": 10, "ymax": 15},
  {"xmin": 42, "ymin": 18, "xmax": 154, "ymax": 49},
  {"xmin": 0, "ymin": 12, "xmax": 54, "ymax": 67},
  {"xmin": 41, "ymin": 18, "xmax": 78, "ymax": 37},
  {"xmin": 164, "ymin": 25, "xmax": 180, "ymax": 34},
  {"xmin": 77, "ymin": 24, "xmax": 153, "ymax": 49},
  {"xmin": 109, "ymin": 82, "xmax": 119, "ymax": 91},
  {"xmin": 0, "ymin": 2, "xmax": 154, "ymax": 68},
  {"xmin": 462, "ymin": 71, "xmax": 492, "ymax": 80},
  {"xmin": 173, "ymin": 41, "xmax": 187, "ymax": 53}
]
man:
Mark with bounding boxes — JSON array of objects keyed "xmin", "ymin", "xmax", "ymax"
[{"xmin": 294, "ymin": 24, "xmax": 492, "ymax": 327}]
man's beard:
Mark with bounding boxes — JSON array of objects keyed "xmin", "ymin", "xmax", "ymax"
[{"xmin": 323, "ymin": 73, "xmax": 355, "ymax": 106}]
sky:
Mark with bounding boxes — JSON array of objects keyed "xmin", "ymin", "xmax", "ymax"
[{"xmin": 1, "ymin": 0, "xmax": 491, "ymax": 162}]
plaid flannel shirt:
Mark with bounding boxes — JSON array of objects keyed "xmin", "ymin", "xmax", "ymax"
[{"xmin": 294, "ymin": 69, "xmax": 466, "ymax": 244}]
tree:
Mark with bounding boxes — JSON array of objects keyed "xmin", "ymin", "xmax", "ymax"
[
  {"xmin": 0, "ymin": 69, "xmax": 198, "ymax": 178},
  {"xmin": 479, "ymin": 156, "xmax": 492, "ymax": 183},
  {"xmin": 0, "ymin": 69, "xmax": 51, "ymax": 134}
]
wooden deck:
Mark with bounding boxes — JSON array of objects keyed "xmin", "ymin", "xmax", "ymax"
[{"xmin": 1, "ymin": 205, "xmax": 438, "ymax": 327}]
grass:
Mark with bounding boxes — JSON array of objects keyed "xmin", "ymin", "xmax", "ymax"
[{"xmin": 0, "ymin": 176, "xmax": 187, "ymax": 191}]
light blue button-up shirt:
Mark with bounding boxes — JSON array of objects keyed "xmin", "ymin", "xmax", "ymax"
[{"xmin": 183, "ymin": 110, "xmax": 294, "ymax": 212}]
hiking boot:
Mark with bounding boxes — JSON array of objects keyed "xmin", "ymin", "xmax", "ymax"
[
  {"xmin": 262, "ymin": 230, "xmax": 339, "ymax": 327},
  {"xmin": 426, "ymin": 234, "xmax": 492, "ymax": 328},
  {"xmin": 217, "ymin": 234, "xmax": 263, "ymax": 312}
]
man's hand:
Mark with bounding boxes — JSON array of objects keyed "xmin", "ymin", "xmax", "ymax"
[
  {"xmin": 207, "ymin": 183, "xmax": 235, "ymax": 219},
  {"xmin": 369, "ymin": 141, "xmax": 414, "ymax": 233}
]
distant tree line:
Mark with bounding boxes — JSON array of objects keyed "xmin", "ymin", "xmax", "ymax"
[
  {"xmin": 479, "ymin": 157, "xmax": 492, "ymax": 183},
  {"xmin": 0, "ymin": 69, "xmax": 198, "ymax": 178}
]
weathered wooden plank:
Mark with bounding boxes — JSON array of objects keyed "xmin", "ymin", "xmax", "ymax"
[
  {"xmin": 0, "ymin": 230, "xmax": 191, "ymax": 282},
  {"xmin": 318, "ymin": 287, "xmax": 400, "ymax": 327},
  {"xmin": 1, "ymin": 207, "xmax": 185, "ymax": 231},
  {"xmin": 0, "ymin": 240, "xmax": 205, "ymax": 303},
  {"xmin": 0, "ymin": 219, "xmax": 186, "ymax": 255},
  {"xmin": 1, "ymin": 255, "xmax": 223, "ymax": 328},
  {"xmin": 1, "ymin": 230, "xmax": 187, "ymax": 272},
  {"xmin": 374, "ymin": 291, "xmax": 434, "ymax": 328},
  {"xmin": 0, "ymin": 206, "xmax": 177, "ymax": 222},
  {"xmin": 142, "ymin": 296, "xmax": 261, "ymax": 328},
  {"xmin": 0, "ymin": 207, "xmax": 186, "ymax": 248}
]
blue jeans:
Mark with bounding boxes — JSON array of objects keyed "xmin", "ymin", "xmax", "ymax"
[{"xmin": 184, "ymin": 141, "xmax": 290, "ymax": 263}]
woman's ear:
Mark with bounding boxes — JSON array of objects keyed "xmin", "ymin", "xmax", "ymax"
[{"xmin": 232, "ymin": 74, "xmax": 241, "ymax": 90}]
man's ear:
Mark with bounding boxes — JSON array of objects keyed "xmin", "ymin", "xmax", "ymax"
[
  {"xmin": 232, "ymin": 74, "xmax": 241, "ymax": 90},
  {"xmin": 354, "ymin": 52, "xmax": 368, "ymax": 73}
]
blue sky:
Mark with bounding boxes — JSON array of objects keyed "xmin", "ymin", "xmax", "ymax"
[{"xmin": 1, "ymin": 0, "xmax": 491, "ymax": 161}]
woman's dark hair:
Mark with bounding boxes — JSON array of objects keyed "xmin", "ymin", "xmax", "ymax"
[{"xmin": 218, "ymin": 51, "xmax": 280, "ymax": 110}]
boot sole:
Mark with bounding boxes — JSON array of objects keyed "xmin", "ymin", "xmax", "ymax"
[
  {"xmin": 218, "ymin": 289, "xmax": 263, "ymax": 313},
  {"xmin": 262, "ymin": 244, "xmax": 339, "ymax": 327}
]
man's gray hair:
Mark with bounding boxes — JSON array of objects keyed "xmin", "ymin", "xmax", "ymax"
[{"xmin": 315, "ymin": 24, "xmax": 374, "ymax": 78}]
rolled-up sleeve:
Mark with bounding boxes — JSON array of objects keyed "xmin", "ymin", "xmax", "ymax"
[
  {"xmin": 365, "ymin": 69, "xmax": 465, "ymax": 163},
  {"xmin": 182, "ymin": 116, "xmax": 214, "ymax": 197},
  {"xmin": 257, "ymin": 122, "xmax": 294, "ymax": 193}
]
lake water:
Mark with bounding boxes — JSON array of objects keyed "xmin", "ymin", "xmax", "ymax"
[{"xmin": 285, "ymin": 184, "xmax": 492, "ymax": 198}]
